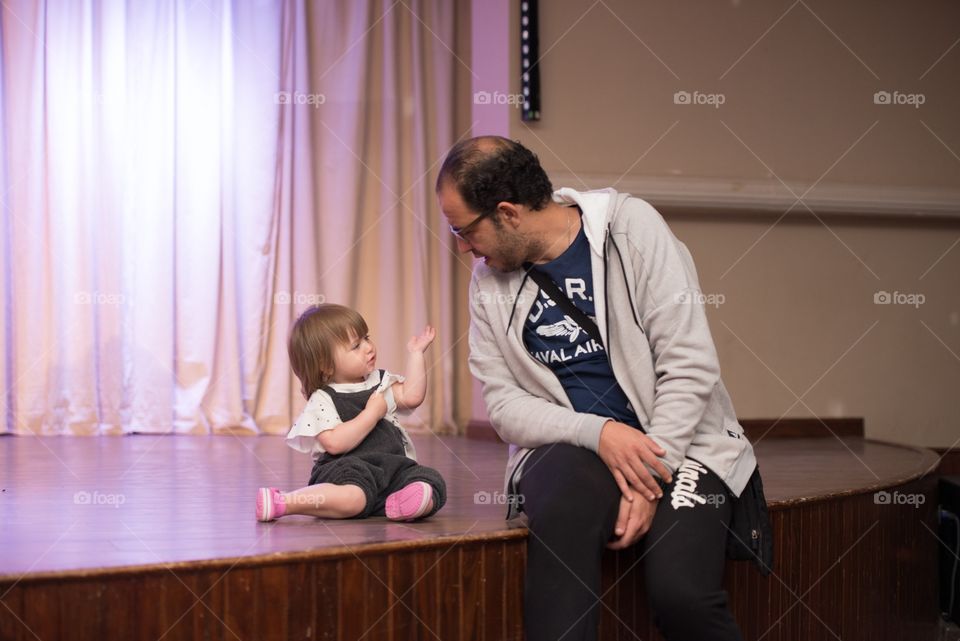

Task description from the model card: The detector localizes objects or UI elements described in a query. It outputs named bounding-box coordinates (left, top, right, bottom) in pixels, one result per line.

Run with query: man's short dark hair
left=436, top=136, right=553, bottom=216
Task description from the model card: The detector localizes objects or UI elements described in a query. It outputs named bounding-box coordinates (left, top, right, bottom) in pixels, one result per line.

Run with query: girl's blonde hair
left=288, top=304, right=369, bottom=398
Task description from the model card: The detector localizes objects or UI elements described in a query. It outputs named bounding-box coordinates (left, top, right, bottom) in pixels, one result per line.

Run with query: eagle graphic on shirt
left=536, top=316, right=582, bottom=343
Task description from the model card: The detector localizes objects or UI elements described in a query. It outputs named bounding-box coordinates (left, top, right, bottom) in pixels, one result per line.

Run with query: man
left=437, top=136, right=759, bottom=641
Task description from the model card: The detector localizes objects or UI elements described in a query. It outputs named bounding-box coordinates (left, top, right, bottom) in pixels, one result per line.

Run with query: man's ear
left=496, top=201, right=523, bottom=228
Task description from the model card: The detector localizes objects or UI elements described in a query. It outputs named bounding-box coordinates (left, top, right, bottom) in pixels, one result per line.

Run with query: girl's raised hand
left=407, top=325, right=436, bottom=353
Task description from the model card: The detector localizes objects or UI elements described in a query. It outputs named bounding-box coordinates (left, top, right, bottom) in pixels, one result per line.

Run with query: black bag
left=726, top=465, right=774, bottom=576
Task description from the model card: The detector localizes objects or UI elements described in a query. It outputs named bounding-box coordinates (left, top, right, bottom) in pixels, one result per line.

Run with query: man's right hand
left=597, top=420, right=672, bottom=501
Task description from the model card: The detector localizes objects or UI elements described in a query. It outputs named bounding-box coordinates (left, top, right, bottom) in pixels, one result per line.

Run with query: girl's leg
left=384, top=464, right=447, bottom=520
left=385, top=481, right=434, bottom=521
left=256, top=483, right=367, bottom=521
left=303, top=456, right=386, bottom=519
left=282, top=483, right=367, bottom=518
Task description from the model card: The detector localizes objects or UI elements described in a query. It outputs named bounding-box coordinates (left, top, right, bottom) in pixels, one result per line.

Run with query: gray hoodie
left=467, top=188, right=757, bottom=518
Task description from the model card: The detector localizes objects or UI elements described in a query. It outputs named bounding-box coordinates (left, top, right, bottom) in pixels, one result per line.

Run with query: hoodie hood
left=552, top=187, right=624, bottom=257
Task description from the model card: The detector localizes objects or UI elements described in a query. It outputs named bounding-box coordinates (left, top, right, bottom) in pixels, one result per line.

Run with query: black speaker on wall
left=520, top=0, right=540, bottom=121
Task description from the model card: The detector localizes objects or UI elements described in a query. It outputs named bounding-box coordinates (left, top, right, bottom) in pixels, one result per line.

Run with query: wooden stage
left=0, top=429, right=942, bottom=641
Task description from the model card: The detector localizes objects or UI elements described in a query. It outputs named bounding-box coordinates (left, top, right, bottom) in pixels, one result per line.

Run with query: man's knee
left=523, top=444, right=616, bottom=494
left=520, top=444, right=619, bottom=537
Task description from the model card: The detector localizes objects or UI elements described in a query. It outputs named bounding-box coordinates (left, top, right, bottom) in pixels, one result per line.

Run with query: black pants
left=309, top=452, right=446, bottom=519
left=516, top=443, right=744, bottom=641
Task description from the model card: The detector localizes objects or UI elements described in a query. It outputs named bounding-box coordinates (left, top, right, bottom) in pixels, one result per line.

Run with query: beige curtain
left=0, top=0, right=474, bottom=436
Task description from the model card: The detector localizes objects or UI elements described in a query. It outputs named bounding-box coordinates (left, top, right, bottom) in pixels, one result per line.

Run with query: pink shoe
left=385, top=481, right=434, bottom=521
left=256, top=487, right=286, bottom=522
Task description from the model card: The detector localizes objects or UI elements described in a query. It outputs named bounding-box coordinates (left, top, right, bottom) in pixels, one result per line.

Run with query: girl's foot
left=256, top=487, right=286, bottom=522
left=385, top=481, right=434, bottom=521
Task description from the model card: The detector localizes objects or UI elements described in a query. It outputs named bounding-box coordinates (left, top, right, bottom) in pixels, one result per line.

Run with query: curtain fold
left=0, top=0, right=473, bottom=436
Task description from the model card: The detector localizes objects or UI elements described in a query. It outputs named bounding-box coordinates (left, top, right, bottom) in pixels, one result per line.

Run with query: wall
left=467, top=0, right=960, bottom=448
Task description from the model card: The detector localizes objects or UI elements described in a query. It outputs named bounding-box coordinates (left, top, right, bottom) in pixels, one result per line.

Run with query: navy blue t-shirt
left=523, top=218, right=641, bottom=429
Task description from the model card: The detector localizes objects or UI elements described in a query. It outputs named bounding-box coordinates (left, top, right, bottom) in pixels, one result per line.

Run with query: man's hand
left=597, top=421, right=673, bottom=502
left=365, top=391, right=387, bottom=419
left=607, top=493, right=658, bottom=550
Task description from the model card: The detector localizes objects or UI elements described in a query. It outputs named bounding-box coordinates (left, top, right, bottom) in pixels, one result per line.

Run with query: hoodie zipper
left=609, top=232, right=644, bottom=335
left=505, top=271, right=531, bottom=335
left=604, top=227, right=650, bottom=432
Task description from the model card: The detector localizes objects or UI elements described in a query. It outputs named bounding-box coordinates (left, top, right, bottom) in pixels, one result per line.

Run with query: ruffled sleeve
left=377, top=371, right=418, bottom=459
left=376, top=370, right=405, bottom=414
left=285, top=389, right=341, bottom=456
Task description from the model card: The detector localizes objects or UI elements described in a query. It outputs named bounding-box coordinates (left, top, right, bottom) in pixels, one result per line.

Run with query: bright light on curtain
left=0, top=0, right=471, bottom=436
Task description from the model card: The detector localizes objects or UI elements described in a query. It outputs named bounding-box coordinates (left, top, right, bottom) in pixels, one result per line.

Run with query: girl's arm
left=393, top=325, right=436, bottom=411
left=316, top=392, right=387, bottom=455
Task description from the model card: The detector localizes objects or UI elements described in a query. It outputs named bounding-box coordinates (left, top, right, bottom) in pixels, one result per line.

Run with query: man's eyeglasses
left=449, top=212, right=491, bottom=241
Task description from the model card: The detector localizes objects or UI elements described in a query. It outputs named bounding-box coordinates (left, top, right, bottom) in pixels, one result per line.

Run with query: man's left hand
left=606, top=493, right=658, bottom=550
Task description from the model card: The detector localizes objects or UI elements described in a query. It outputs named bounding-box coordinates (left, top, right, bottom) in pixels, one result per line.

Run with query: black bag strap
left=524, top=264, right=604, bottom=347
